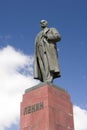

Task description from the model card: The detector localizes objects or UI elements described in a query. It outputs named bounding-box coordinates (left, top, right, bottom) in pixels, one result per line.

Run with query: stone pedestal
left=20, top=83, right=74, bottom=130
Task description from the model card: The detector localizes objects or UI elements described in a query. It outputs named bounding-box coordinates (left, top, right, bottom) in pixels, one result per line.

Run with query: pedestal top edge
left=25, top=82, right=67, bottom=94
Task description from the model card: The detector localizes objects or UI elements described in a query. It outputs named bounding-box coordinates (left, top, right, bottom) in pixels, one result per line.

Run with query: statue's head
left=40, top=20, right=48, bottom=28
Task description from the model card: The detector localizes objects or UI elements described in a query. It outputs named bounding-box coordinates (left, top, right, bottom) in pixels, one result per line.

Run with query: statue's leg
left=38, top=46, right=53, bottom=82
left=43, top=53, right=53, bottom=82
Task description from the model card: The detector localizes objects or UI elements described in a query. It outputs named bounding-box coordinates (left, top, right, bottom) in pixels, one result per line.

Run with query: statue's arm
left=47, top=28, right=61, bottom=42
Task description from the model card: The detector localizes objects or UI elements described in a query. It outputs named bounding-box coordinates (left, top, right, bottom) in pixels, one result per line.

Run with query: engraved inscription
left=24, top=102, right=44, bottom=115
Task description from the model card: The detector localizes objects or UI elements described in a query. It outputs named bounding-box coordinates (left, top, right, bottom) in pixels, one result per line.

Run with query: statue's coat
left=34, top=27, right=61, bottom=82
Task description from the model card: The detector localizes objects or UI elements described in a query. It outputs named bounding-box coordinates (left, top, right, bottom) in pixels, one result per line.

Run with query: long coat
left=34, top=27, right=61, bottom=82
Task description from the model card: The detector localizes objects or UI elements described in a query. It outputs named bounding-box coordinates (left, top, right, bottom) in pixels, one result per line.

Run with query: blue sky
left=0, top=0, right=87, bottom=130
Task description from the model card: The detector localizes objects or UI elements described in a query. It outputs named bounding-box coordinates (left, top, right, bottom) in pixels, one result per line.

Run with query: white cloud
left=74, top=105, right=87, bottom=130
left=0, top=45, right=87, bottom=130
left=0, top=45, right=39, bottom=130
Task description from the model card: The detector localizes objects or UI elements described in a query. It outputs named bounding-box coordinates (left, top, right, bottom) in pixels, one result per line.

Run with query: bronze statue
left=34, top=20, right=61, bottom=83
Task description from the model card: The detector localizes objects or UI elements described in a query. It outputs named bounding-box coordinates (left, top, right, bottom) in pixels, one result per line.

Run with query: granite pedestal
left=20, top=83, right=74, bottom=130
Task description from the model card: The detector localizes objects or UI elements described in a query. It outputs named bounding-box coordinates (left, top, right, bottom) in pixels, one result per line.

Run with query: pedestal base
left=20, top=83, right=74, bottom=130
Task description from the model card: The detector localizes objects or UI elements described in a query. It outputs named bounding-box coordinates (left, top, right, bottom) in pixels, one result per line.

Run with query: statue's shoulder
left=49, top=27, right=58, bottom=34
left=35, top=31, right=42, bottom=40
left=47, top=27, right=61, bottom=42
left=36, top=30, right=42, bottom=37
left=36, top=30, right=41, bottom=35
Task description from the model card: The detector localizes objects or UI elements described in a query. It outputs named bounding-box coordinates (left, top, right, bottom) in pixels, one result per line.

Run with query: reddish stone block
left=20, top=83, right=74, bottom=130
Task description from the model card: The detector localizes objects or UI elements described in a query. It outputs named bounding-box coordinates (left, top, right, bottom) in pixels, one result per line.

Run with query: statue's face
left=40, top=20, right=48, bottom=28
